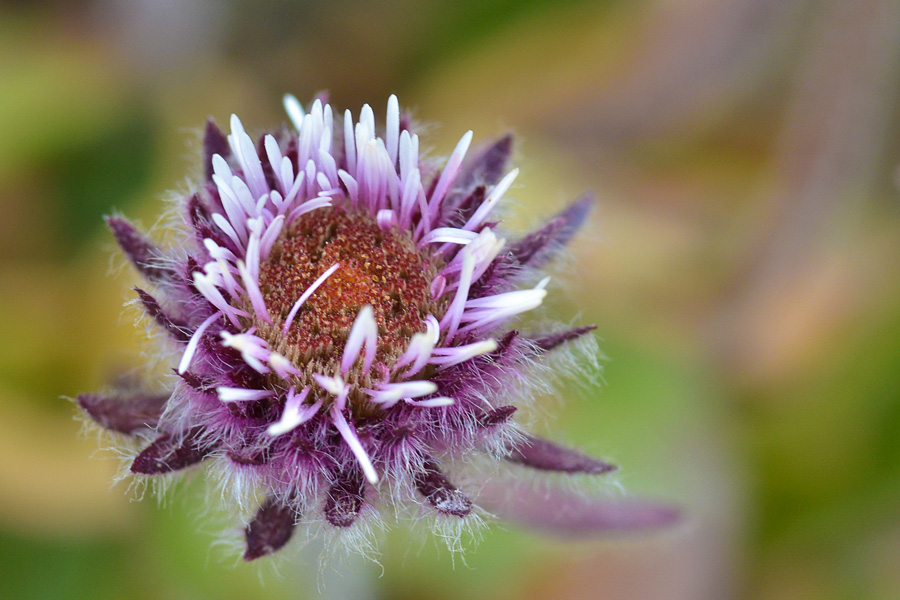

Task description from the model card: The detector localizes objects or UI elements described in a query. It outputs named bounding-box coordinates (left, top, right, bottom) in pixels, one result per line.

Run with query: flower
left=78, top=94, right=671, bottom=561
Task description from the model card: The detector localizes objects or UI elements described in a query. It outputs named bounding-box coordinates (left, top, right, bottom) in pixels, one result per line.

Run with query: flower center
left=256, top=205, right=444, bottom=381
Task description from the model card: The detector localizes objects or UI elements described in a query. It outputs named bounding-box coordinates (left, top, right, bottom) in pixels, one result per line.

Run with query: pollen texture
left=259, top=205, right=444, bottom=368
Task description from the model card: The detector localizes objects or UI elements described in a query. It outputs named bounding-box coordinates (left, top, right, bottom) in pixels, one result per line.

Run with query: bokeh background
left=2, top=1, right=899, bottom=598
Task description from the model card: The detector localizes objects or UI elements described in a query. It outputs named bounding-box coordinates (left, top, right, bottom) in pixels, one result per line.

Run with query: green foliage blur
left=1, top=1, right=898, bottom=599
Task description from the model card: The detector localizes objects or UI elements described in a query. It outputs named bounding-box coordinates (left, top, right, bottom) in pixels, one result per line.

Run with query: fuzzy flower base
left=78, top=94, right=676, bottom=561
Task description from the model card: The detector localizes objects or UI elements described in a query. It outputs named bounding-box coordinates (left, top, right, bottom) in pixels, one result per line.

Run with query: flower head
left=79, top=94, right=669, bottom=561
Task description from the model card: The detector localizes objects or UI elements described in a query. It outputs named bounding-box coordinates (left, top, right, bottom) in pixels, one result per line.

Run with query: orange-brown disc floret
left=258, top=205, right=444, bottom=373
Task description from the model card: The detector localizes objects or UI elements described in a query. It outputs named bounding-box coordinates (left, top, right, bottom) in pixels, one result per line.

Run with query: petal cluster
left=79, top=94, right=637, bottom=560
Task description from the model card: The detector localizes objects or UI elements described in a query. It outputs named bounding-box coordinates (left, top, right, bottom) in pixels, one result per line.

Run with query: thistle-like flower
left=78, top=94, right=666, bottom=561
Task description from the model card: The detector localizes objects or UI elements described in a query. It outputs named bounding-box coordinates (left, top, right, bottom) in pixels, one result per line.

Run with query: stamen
left=429, top=130, right=473, bottom=220
left=440, top=248, right=475, bottom=342
left=216, top=387, right=275, bottom=402
left=201, top=246, right=242, bottom=298
left=316, top=171, right=333, bottom=193
left=264, top=135, right=288, bottom=194
left=282, top=170, right=305, bottom=207
left=457, top=278, right=549, bottom=334
left=268, top=352, right=301, bottom=379
left=429, top=339, right=498, bottom=369
left=338, top=170, right=359, bottom=204
left=211, top=210, right=244, bottom=249
left=368, top=380, right=437, bottom=408
left=203, top=238, right=237, bottom=263
left=394, top=322, right=438, bottom=377
left=398, top=130, right=414, bottom=180
left=425, top=315, right=441, bottom=343
left=430, top=275, right=446, bottom=299
left=211, top=152, right=234, bottom=182
left=178, top=311, right=222, bottom=374
left=462, top=168, right=519, bottom=232
left=376, top=209, right=395, bottom=231
left=399, top=166, right=421, bottom=228
left=317, top=147, right=338, bottom=189
left=331, top=405, right=378, bottom=485
left=440, top=227, right=504, bottom=273
left=343, top=109, right=357, bottom=174
left=304, top=160, right=317, bottom=201
left=245, top=218, right=263, bottom=280
left=230, top=114, right=268, bottom=200
left=281, top=263, right=341, bottom=336
left=230, top=174, right=259, bottom=217
left=386, top=94, right=400, bottom=167
left=318, top=123, right=332, bottom=154
left=267, top=387, right=322, bottom=436
left=283, top=95, right=305, bottom=131
left=359, top=104, right=375, bottom=147
left=419, top=227, right=478, bottom=247
left=221, top=331, right=271, bottom=374
left=259, top=215, right=285, bottom=260
left=313, top=373, right=346, bottom=398
left=405, top=397, right=455, bottom=408
left=237, top=260, right=272, bottom=324
left=193, top=272, right=246, bottom=327
left=285, top=196, right=331, bottom=225
left=341, top=305, right=378, bottom=376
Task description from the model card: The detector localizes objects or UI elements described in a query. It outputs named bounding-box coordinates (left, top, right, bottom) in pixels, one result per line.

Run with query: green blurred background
left=2, top=1, right=899, bottom=598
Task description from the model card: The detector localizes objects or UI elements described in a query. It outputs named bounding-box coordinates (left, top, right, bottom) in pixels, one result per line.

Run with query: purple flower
left=78, top=94, right=675, bottom=561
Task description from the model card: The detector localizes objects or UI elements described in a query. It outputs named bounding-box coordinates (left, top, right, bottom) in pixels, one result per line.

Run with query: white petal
left=341, top=305, right=378, bottom=376
left=216, top=387, right=274, bottom=402
left=284, top=94, right=305, bottom=131
left=177, top=311, right=222, bottom=374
